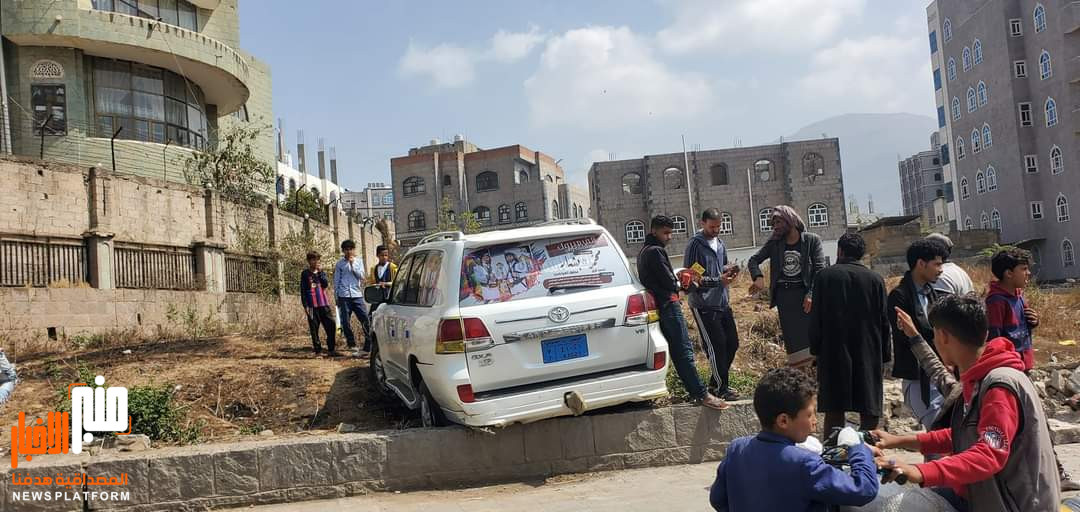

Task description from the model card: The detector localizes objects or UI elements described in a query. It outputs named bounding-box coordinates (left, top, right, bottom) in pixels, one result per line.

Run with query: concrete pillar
left=265, top=203, right=285, bottom=299
left=83, top=231, right=115, bottom=289
left=87, top=166, right=113, bottom=231
left=193, top=241, right=227, bottom=293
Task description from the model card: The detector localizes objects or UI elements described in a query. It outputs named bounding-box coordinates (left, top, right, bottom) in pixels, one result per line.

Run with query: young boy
left=300, top=252, right=336, bottom=356
left=986, top=248, right=1038, bottom=371
left=366, top=245, right=398, bottom=315
left=710, top=368, right=879, bottom=511
left=334, top=239, right=370, bottom=355
left=874, top=295, right=1060, bottom=511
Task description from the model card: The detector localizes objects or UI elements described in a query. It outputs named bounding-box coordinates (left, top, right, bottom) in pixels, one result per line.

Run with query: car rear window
left=459, top=232, right=631, bottom=305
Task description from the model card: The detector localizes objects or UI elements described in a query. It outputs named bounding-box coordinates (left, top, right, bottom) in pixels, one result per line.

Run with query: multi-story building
left=899, top=134, right=947, bottom=219
left=390, top=137, right=587, bottom=246
left=0, top=0, right=274, bottom=184
left=342, top=183, right=395, bottom=223
left=589, top=139, right=848, bottom=257
left=928, top=0, right=1079, bottom=279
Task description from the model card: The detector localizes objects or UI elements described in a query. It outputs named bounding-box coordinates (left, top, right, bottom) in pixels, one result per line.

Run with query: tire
left=368, top=339, right=390, bottom=396
left=418, top=379, right=449, bottom=427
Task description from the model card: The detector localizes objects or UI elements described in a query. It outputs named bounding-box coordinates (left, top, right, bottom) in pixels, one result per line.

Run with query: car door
left=380, top=253, right=417, bottom=389
left=395, top=250, right=444, bottom=363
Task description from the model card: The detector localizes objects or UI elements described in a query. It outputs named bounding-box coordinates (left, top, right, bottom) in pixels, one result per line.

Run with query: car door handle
left=405, top=330, right=410, bottom=339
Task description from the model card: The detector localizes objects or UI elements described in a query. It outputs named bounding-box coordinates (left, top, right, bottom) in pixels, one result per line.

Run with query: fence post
left=192, top=241, right=227, bottom=293
left=83, top=231, right=115, bottom=289
left=266, top=202, right=284, bottom=300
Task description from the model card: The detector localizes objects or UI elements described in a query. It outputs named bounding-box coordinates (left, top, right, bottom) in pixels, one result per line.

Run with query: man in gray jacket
left=0, top=349, right=17, bottom=406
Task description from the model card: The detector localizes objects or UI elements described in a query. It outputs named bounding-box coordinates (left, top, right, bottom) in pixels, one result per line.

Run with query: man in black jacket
left=639, top=216, right=727, bottom=410
left=887, top=238, right=949, bottom=430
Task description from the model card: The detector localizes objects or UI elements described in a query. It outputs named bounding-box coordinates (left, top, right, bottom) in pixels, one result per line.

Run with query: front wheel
left=368, top=339, right=390, bottom=396
left=418, top=379, right=449, bottom=427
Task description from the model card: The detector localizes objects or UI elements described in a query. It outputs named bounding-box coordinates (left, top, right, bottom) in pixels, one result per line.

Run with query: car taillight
left=652, top=351, right=667, bottom=370
left=436, top=317, right=494, bottom=353
left=457, top=384, right=475, bottom=403
left=644, top=291, right=660, bottom=323
left=625, top=292, right=660, bottom=326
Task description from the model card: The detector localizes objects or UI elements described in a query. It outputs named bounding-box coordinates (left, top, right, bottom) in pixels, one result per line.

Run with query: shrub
left=127, top=383, right=202, bottom=444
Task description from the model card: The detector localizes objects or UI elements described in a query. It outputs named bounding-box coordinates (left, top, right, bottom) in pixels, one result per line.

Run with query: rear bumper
left=442, top=366, right=668, bottom=427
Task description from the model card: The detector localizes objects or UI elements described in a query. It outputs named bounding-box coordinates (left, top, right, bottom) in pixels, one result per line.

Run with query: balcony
left=3, top=6, right=250, bottom=114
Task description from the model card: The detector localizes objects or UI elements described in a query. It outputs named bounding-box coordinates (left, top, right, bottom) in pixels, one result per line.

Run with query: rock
left=336, top=423, right=358, bottom=434
left=1035, top=381, right=1048, bottom=399
left=122, top=349, right=132, bottom=355
left=115, top=434, right=150, bottom=452
left=259, top=429, right=274, bottom=437
left=1069, top=371, right=1080, bottom=395
left=1048, top=370, right=1071, bottom=394
left=1048, top=419, right=1080, bottom=445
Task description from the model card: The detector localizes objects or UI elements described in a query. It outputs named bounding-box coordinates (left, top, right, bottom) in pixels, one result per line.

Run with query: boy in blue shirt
left=710, top=368, right=879, bottom=511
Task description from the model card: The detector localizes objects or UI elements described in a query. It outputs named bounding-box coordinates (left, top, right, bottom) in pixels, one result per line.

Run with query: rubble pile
left=1033, top=364, right=1080, bottom=444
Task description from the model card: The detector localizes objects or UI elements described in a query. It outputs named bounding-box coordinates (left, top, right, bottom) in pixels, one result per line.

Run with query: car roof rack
left=417, top=231, right=465, bottom=246
left=536, top=218, right=596, bottom=227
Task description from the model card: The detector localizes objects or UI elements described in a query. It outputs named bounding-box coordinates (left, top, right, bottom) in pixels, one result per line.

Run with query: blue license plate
left=541, top=334, right=588, bottom=363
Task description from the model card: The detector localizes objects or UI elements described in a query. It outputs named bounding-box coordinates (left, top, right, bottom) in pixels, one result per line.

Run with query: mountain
left=785, top=113, right=937, bottom=217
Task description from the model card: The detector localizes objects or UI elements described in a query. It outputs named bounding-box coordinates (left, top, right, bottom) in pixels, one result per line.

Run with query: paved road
left=243, top=444, right=1080, bottom=511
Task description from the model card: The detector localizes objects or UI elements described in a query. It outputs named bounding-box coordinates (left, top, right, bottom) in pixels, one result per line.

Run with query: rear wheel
left=368, top=339, right=390, bottom=396
left=418, top=379, right=449, bottom=427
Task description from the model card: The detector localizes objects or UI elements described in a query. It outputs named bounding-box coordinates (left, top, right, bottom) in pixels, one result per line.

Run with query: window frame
left=973, top=39, right=983, bottom=65
left=1064, top=239, right=1076, bottom=267
left=951, top=97, right=962, bottom=121
left=986, top=166, right=998, bottom=191
left=977, top=81, right=988, bottom=106
left=719, top=212, right=733, bottom=235
left=497, top=204, right=511, bottom=224
left=1040, top=50, right=1052, bottom=80
left=1051, top=145, right=1064, bottom=174
left=621, top=173, right=642, bottom=195
left=711, top=163, right=729, bottom=186
left=963, top=47, right=972, bottom=71
left=92, top=57, right=206, bottom=149
left=947, top=58, right=957, bottom=81
left=407, top=209, right=426, bottom=231
left=1014, top=60, right=1027, bottom=78
left=807, top=203, right=829, bottom=228
left=956, top=137, right=965, bottom=159
left=1019, top=102, right=1033, bottom=126
left=403, top=176, right=426, bottom=197
left=515, top=202, right=528, bottom=221
left=990, top=209, right=1002, bottom=230
left=1046, top=97, right=1058, bottom=127
left=1031, top=201, right=1044, bottom=220
left=1010, top=18, right=1023, bottom=37
left=672, top=216, right=687, bottom=235
left=943, top=18, right=953, bottom=42
left=971, top=129, right=981, bottom=153
left=475, top=171, right=500, bottom=192
left=625, top=220, right=646, bottom=244
left=1035, top=4, right=1047, bottom=33
left=758, top=208, right=774, bottom=233
left=1025, top=154, right=1039, bottom=174
left=976, top=170, right=987, bottom=194
left=982, top=124, right=993, bottom=148
left=967, top=87, right=977, bottom=112
left=1058, top=194, right=1071, bottom=222
left=473, top=206, right=492, bottom=225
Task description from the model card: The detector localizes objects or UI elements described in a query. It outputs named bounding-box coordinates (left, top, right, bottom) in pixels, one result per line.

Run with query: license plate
left=541, top=334, right=588, bottom=363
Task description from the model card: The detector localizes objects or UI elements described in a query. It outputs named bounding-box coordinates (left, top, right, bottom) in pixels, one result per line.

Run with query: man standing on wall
left=334, top=239, right=370, bottom=357
left=747, top=205, right=826, bottom=368
left=685, top=208, right=741, bottom=401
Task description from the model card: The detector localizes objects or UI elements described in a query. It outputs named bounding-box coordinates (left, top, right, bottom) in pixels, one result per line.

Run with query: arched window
left=963, top=46, right=972, bottom=71
left=719, top=212, right=733, bottom=235
left=976, top=170, right=986, bottom=194
left=943, top=18, right=953, bottom=42
left=275, top=176, right=285, bottom=195
left=497, top=204, right=511, bottom=224
left=407, top=210, right=426, bottom=231
left=1064, top=239, right=1076, bottom=267
left=991, top=209, right=1002, bottom=230
left=476, top=171, right=499, bottom=192
left=672, top=215, right=687, bottom=234
left=1051, top=146, right=1064, bottom=174
left=288, top=178, right=296, bottom=193
left=951, top=97, right=961, bottom=121
left=1040, top=50, right=1052, bottom=79
left=663, top=167, right=684, bottom=189
left=625, top=220, right=645, bottom=244
left=983, top=124, right=993, bottom=148
left=758, top=208, right=774, bottom=232
left=1046, top=97, right=1058, bottom=127
left=403, top=176, right=425, bottom=196
left=971, top=129, right=982, bottom=153
left=807, top=203, right=829, bottom=227
left=1058, top=194, right=1071, bottom=222
left=755, top=160, right=774, bottom=182
left=473, top=206, right=492, bottom=224
left=545, top=174, right=554, bottom=183
left=973, top=39, right=983, bottom=65
left=964, top=217, right=974, bottom=230
left=956, top=137, right=966, bottom=159
left=947, top=58, right=957, bottom=81
left=552, top=201, right=559, bottom=219
left=960, top=177, right=970, bottom=198
left=977, top=81, right=988, bottom=106
left=967, top=87, right=977, bottom=112
left=986, top=166, right=998, bottom=191
left=981, top=212, right=990, bottom=229
left=515, top=201, right=528, bottom=221
left=711, top=163, right=729, bottom=186
left=621, top=172, right=642, bottom=195
left=516, top=169, right=529, bottom=184
left=803, top=153, right=825, bottom=176
left=1035, top=4, right=1047, bottom=32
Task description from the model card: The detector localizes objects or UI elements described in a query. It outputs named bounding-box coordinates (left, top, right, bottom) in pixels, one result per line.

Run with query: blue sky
left=239, top=0, right=937, bottom=192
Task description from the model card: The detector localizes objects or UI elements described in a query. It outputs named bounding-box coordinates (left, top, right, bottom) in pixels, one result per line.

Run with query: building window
left=711, top=163, right=729, bottom=186
left=476, top=171, right=499, bottom=192
left=963, top=47, right=972, bottom=71
left=951, top=97, right=961, bottom=121
left=1010, top=18, right=1023, bottom=36
left=552, top=201, right=559, bottom=219
left=803, top=153, right=824, bottom=176
left=1032, top=201, right=1044, bottom=220
left=92, top=57, right=207, bottom=149
left=516, top=169, right=529, bottom=184
left=981, top=212, right=990, bottom=229
left=1025, top=155, right=1039, bottom=173
left=933, top=69, right=942, bottom=90
left=967, top=87, right=977, bottom=112
left=92, top=0, right=200, bottom=31
left=515, top=201, right=528, bottom=221
left=956, top=137, right=965, bottom=159
left=986, top=166, right=997, bottom=191
left=934, top=173, right=942, bottom=182
left=960, top=177, right=970, bottom=198
left=947, top=58, right=957, bottom=81
left=663, top=167, right=684, bottom=189
left=1035, top=4, right=1047, bottom=33
left=1052, top=146, right=1064, bottom=174
left=982, top=124, right=993, bottom=148
left=719, top=212, right=733, bottom=235
left=1046, top=97, right=1058, bottom=126
left=973, top=39, right=983, bottom=65
left=672, top=216, right=687, bottom=235
left=31, top=84, right=67, bottom=136
left=1040, top=50, right=1052, bottom=79
left=937, top=106, right=946, bottom=128
left=964, top=217, right=974, bottom=230
left=807, top=203, right=829, bottom=227
left=990, top=209, right=1002, bottom=230
left=1014, top=60, right=1027, bottom=78
left=977, top=81, right=988, bottom=106
left=384, top=192, right=394, bottom=205
left=1019, top=102, right=1033, bottom=126
left=971, top=129, right=981, bottom=153
left=288, top=178, right=296, bottom=193
left=1058, top=195, right=1071, bottom=222
left=403, top=176, right=425, bottom=196
left=943, top=18, right=953, bottom=42
left=622, top=173, right=642, bottom=195
left=407, top=210, right=426, bottom=231
left=976, top=170, right=986, bottom=194
left=625, top=221, right=645, bottom=244
left=440, top=174, right=451, bottom=188
left=758, top=208, right=774, bottom=232
left=929, top=31, right=938, bottom=53
left=755, top=160, right=774, bottom=182
left=941, top=144, right=950, bottom=165
left=497, top=204, right=511, bottom=224
left=1064, top=239, right=1076, bottom=267
left=473, top=206, right=491, bottom=224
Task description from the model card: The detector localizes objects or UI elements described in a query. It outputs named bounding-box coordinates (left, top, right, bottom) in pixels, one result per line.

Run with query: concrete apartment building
left=0, top=0, right=274, bottom=183
left=899, top=133, right=947, bottom=220
left=928, top=0, right=1079, bottom=279
left=342, top=182, right=395, bottom=222
left=390, top=137, right=588, bottom=246
left=589, top=139, right=848, bottom=258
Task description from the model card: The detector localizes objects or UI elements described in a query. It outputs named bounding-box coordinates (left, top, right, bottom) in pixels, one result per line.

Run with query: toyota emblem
left=548, top=306, right=571, bottom=323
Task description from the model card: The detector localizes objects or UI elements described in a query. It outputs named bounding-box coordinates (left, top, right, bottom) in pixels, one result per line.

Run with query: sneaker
left=721, top=389, right=741, bottom=401
left=327, top=351, right=343, bottom=358
left=700, top=393, right=730, bottom=411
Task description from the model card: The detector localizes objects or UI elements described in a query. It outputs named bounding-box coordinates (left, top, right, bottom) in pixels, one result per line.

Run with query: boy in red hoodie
left=986, top=248, right=1038, bottom=370
left=873, top=295, right=1059, bottom=511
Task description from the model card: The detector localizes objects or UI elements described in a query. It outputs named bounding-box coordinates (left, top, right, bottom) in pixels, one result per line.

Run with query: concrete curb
left=1, top=402, right=757, bottom=511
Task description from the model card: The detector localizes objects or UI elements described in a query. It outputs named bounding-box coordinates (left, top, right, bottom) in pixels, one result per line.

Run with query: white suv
left=364, top=220, right=670, bottom=427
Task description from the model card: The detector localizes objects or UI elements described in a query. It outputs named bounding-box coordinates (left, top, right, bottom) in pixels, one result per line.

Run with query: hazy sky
left=239, top=0, right=937, bottom=192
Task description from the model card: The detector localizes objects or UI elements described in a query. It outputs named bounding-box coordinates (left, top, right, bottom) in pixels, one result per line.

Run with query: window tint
left=390, top=255, right=417, bottom=304
left=417, top=251, right=444, bottom=306
left=402, top=252, right=428, bottom=305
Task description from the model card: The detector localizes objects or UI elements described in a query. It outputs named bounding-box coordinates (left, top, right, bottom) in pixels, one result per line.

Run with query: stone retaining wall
left=0, top=403, right=758, bottom=511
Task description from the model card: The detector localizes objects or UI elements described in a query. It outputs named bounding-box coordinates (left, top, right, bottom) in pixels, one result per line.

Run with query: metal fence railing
left=225, top=254, right=274, bottom=293
left=0, top=236, right=88, bottom=287
left=113, top=243, right=197, bottom=290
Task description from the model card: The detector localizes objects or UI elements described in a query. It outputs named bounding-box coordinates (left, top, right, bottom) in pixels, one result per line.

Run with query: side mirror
left=364, top=285, right=387, bottom=305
